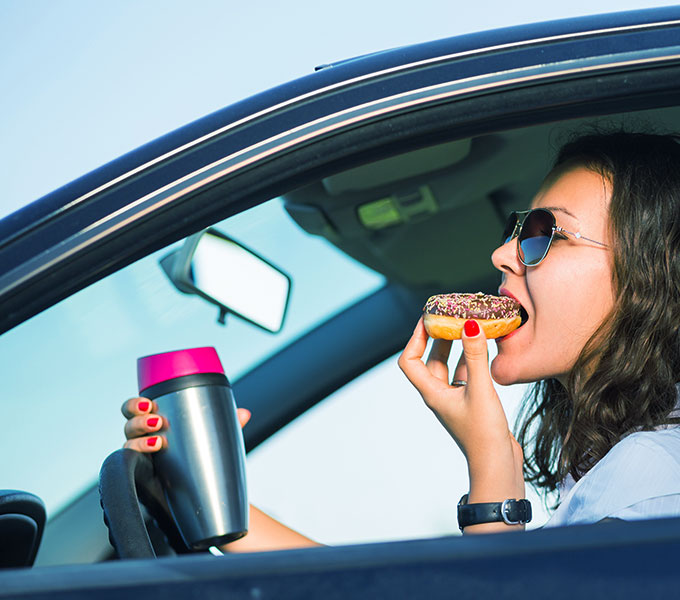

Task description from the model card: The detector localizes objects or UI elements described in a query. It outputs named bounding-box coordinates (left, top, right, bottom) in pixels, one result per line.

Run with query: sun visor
left=321, top=139, right=471, bottom=195
left=282, top=129, right=550, bottom=288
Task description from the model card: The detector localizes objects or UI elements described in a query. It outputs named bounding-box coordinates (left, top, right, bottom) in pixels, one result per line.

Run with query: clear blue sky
left=1, top=0, right=677, bottom=218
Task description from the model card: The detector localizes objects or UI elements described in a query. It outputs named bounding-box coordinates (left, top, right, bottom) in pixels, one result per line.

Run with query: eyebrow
left=541, top=206, right=579, bottom=220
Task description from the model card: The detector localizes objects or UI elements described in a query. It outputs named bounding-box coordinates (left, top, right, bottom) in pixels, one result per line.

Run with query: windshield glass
left=0, top=198, right=385, bottom=515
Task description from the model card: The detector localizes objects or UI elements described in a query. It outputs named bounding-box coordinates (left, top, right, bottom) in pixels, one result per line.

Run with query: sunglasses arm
left=555, top=226, right=609, bottom=248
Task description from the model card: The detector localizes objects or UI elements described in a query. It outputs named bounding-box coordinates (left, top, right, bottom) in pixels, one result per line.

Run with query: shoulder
left=605, top=427, right=680, bottom=469
left=545, top=427, right=680, bottom=526
left=582, top=428, right=680, bottom=499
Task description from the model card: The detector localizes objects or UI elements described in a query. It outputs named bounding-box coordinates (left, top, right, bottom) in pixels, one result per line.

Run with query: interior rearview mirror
left=160, top=228, right=292, bottom=333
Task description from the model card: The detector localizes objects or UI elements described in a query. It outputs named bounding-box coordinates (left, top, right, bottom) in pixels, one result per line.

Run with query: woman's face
left=490, top=166, right=615, bottom=386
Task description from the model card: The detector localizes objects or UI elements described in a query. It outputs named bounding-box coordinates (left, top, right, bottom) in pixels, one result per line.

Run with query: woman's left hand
left=398, top=317, right=525, bottom=510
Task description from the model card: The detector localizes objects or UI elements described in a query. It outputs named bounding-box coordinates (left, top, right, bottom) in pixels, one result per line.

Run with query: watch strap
left=457, top=494, right=532, bottom=531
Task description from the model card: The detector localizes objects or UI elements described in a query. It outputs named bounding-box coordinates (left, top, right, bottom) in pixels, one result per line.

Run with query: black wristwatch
left=457, top=494, right=532, bottom=532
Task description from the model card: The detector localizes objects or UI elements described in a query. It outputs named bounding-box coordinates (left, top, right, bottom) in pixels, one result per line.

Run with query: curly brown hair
left=516, top=130, right=680, bottom=496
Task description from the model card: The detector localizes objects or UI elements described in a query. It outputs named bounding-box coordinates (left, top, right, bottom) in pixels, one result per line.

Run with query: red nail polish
left=146, top=436, right=158, bottom=447
left=147, top=417, right=159, bottom=428
left=138, top=401, right=150, bottom=412
left=464, top=320, right=480, bottom=337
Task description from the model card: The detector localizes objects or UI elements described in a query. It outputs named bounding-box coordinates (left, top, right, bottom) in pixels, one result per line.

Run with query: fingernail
left=242, top=409, right=251, bottom=418
left=464, top=320, right=480, bottom=337
left=138, top=400, right=150, bottom=412
left=147, top=417, right=159, bottom=428
left=146, top=436, right=158, bottom=447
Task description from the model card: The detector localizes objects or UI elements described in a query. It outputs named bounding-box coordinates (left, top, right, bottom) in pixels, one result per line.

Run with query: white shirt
left=544, top=425, right=680, bottom=527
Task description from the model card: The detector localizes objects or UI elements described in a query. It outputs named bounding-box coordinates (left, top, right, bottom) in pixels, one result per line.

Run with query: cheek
left=490, top=255, right=614, bottom=385
left=538, top=286, right=592, bottom=342
left=531, top=256, right=614, bottom=363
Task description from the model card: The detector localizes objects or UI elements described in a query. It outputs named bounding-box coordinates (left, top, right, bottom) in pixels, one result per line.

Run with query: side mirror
left=161, top=228, right=291, bottom=333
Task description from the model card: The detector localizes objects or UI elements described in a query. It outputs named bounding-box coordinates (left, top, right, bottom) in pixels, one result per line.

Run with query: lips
left=499, top=288, right=529, bottom=329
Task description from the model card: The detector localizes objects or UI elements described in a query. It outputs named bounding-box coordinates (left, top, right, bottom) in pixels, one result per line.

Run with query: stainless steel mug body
left=146, top=376, right=248, bottom=549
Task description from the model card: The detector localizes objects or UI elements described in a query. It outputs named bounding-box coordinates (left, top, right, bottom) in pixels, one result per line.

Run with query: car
left=3, top=5, right=680, bottom=597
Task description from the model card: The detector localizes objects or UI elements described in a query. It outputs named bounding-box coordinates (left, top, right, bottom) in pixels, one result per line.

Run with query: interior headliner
left=283, top=106, right=680, bottom=292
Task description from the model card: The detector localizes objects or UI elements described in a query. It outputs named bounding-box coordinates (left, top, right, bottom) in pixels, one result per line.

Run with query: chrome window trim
left=2, top=46, right=680, bottom=302
left=26, top=18, right=680, bottom=224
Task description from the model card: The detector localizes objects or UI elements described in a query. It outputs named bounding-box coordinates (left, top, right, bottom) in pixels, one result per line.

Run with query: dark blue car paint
left=3, top=516, right=680, bottom=598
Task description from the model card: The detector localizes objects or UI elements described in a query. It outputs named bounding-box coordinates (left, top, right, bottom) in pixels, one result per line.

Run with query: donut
left=423, top=292, right=522, bottom=340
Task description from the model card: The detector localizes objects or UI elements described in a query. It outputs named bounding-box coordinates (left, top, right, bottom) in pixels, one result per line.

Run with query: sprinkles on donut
left=423, top=292, right=522, bottom=340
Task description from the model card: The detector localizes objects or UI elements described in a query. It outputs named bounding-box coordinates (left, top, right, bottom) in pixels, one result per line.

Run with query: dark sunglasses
left=501, top=208, right=608, bottom=266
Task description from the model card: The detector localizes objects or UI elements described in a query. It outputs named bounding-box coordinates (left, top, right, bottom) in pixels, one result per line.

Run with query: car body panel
left=5, top=517, right=680, bottom=599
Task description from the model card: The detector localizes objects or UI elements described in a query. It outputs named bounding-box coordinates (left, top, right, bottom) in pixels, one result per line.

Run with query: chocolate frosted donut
left=423, top=292, right=522, bottom=340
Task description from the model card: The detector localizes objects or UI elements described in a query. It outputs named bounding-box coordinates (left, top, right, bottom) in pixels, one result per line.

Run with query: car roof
left=2, top=5, right=679, bottom=254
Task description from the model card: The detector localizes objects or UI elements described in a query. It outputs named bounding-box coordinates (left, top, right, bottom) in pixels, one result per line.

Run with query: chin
left=490, top=355, right=535, bottom=386
left=492, top=353, right=570, bottom=387
left=490, top=356, right=518, bottom=385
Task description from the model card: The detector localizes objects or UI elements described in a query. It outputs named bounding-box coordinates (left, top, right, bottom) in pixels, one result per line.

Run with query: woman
left=122, top=130, right=680, bottom=544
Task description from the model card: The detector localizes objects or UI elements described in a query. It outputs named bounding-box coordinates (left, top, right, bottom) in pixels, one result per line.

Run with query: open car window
left=0, top=198, right=385, bottom=517
left=4, top=107, right=678, bottom=552
left=247, top=347, right=553, bottom=546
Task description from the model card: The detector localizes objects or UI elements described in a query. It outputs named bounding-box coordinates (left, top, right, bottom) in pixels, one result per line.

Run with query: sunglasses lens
left=518, top=210, right=554, bottom=265
left=501, top=213, right=518, bottom=245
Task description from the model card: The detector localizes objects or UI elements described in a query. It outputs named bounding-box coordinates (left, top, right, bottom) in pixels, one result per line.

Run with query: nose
left=491, top=236, right=525, bottom=281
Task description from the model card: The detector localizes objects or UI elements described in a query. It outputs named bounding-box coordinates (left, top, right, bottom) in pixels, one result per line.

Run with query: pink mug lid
left=137, top=347, right=225, bottom=392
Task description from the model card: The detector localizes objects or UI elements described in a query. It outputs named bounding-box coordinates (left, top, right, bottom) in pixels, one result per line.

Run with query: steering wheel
left=0, top=489, right=46, bottom=567
left=99, top=449, right=194, bottom=559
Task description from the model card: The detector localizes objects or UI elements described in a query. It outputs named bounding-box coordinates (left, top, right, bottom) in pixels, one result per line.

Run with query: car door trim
left=19, top=18, right=680, bottom=230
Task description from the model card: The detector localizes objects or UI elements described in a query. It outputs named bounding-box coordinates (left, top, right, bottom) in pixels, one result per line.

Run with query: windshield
left=0, top=198, right=385, bottom=515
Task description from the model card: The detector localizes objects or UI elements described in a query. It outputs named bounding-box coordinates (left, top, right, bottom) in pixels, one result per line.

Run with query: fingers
left=124, top=435, right=162, bottom=452
left=398, top=317, right=429, bottom=386
left=425, top=338, right=453, bottom=382
left=400, top=317, right=428, bottom=362
left=451, top=350, right=468, bottom=384
left=122, top=396, right=162, bottom=452
left=237, top=408, right=252, bottom=429
left=122, top=396, right=252, bottom=454
left=121, top=397, right=155, bottom=419
left=124, top=411, right=251, bottom=452
left=398, top=317, right=448, bottom=397
left=460, top=320, right=494, bottom=393
left=124, top=413, right=163, bottom=440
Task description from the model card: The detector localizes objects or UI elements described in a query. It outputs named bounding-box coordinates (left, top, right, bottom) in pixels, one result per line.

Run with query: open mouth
left=497, top=304, right=528, bottom=342
left=518, top=305, right=529, bottom=328
left=498, top=289, right=529, bottom=337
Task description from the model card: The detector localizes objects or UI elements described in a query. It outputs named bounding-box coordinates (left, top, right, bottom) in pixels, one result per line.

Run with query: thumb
left=237, top=408, right=252, bottom=429
left=461, top=320, right=492, bottom=387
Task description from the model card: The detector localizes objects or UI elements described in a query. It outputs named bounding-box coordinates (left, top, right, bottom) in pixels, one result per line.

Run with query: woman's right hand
left=120, top=397, right=252, bottom=451
left=398, top=317, right=525, bottom=512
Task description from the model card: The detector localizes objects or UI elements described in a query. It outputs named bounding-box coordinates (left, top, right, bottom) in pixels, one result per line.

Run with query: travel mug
left=137, top=347, right=248, bottom=549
